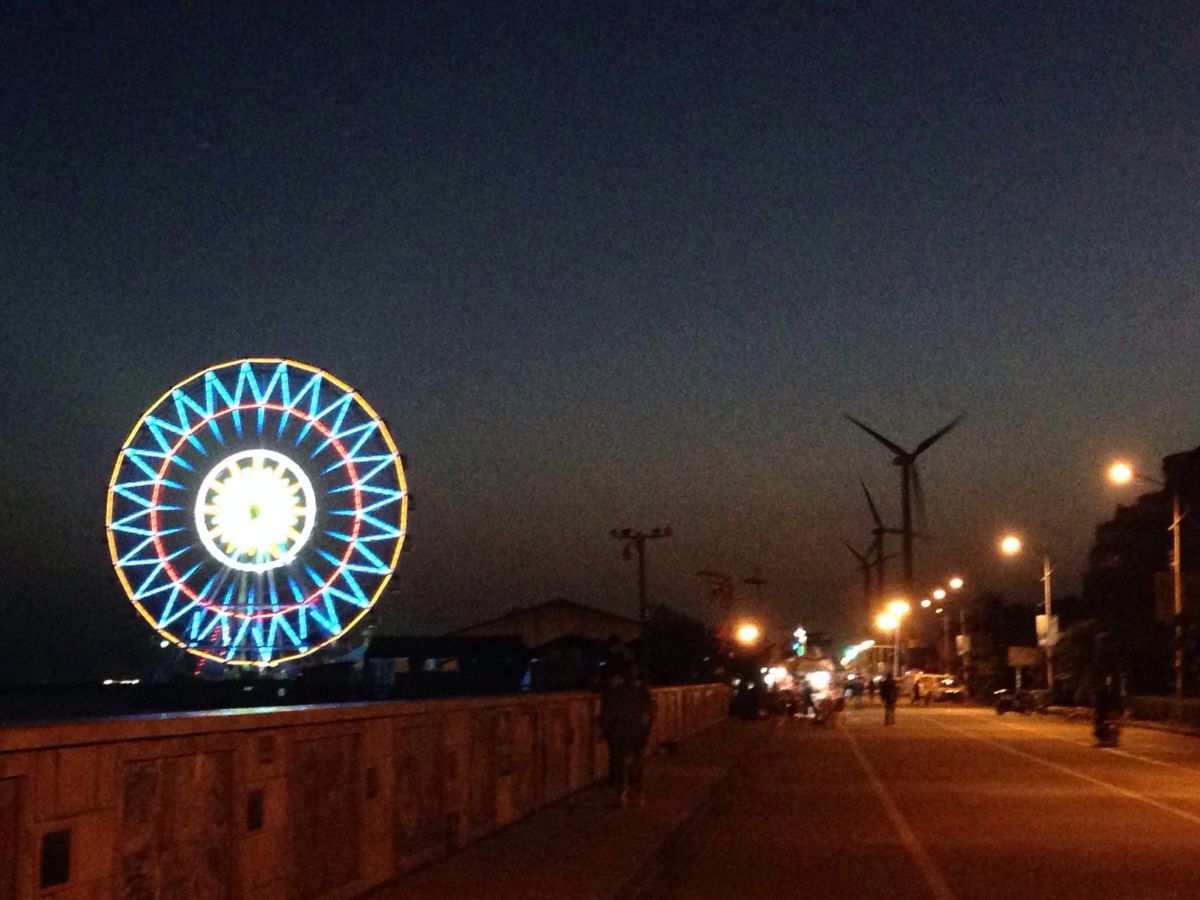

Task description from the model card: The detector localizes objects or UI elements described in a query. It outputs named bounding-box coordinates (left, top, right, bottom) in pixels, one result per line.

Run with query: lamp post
left=877, top=599, right=910, bottom=677
left=999, top=534, right=1054, bottom=690
left=949, top=578, right=965, bottom=677
left=1108, top=460, right=1185, bottom=711
left=927, top=577, right=965, bottom=674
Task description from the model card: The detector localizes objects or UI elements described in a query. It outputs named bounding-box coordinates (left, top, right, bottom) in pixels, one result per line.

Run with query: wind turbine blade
left=860, top=479, right=884, bottom=528
left=913, top=413, right=966, bottom=456
left=840, top=539, right=866, bottom=563
left=845, top=415, right=908, bottom=457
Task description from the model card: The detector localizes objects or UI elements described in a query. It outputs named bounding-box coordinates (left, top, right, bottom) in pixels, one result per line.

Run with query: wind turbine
left=859, top=479, right=903, bottom=597
left=839, top=539, right=876, bottom=615
left=846, top=413, right=965, bottom=594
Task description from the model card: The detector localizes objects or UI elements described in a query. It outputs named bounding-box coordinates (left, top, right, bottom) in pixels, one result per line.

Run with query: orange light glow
left=734, top=622, right=761, bottom=646
left=1108, top=461, right=1134, bottom=485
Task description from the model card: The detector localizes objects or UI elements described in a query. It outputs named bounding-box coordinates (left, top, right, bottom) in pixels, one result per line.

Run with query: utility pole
left=697, top=570, right=734, bottom=618
left=743, top=567, right=768, bottom=604
left=1042, top=554, right=1054, bottom=692
left=1172, top=491, right=1184, bottom=714
left=611, top=527, right=673, bottom=626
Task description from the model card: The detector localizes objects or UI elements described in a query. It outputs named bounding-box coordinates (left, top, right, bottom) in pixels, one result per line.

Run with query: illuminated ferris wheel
left=105, top=358, right=408, bottom=666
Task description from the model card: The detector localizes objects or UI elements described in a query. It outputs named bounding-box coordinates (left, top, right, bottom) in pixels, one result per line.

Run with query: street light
left=999, top=534, right=1023, bottom=557
left=734, top=622, right=762, bottom=647
left=1108, top=461, right=1135, bottom=485
left=879, top=599, right=910, bottom=677
left=1107, top=458, right=1185, bottom=711
left=998, top=532, right=1055, bottom=690
left=925, top=576, right=966, bottom=674
left=920, top=598, right=932, bottom=609
left=948, top=577, right=966, bottom=676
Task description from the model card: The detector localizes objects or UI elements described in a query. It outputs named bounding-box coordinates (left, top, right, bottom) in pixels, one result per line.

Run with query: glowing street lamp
left=998, top=532, right=1055, bottom=689
left=1107, top=458, right=1185, bottom=710
left=932, top=587, right=947, bottom=601
left=920, top=598, right=932, bottom=609
left=1108, top=461, right=1135, bottom=485
left=878, top=599, right=910, bottom=677
left=734, top=622, right=762, bottom=647
left=948, top=576, right=964, bottom=591
left=999, top=534, right=1023, bottom=557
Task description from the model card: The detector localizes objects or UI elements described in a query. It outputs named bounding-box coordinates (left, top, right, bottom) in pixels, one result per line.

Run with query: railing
left=0, top=684, right=728, bottom=900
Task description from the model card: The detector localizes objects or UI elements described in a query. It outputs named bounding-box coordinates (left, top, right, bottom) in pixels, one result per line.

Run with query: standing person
left=911, top=678, right=922, bottom=706
left=880, top=673, right=899, bottom=725
left=1092, top=673, right=1121, bottom=746
left=600, top=662, right=654, bottom=807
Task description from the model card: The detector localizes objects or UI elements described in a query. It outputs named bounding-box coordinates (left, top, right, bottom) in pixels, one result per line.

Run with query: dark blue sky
left=2, top=3, right=1198, bottom=678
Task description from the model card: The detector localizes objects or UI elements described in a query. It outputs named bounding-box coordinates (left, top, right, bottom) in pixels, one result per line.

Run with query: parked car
left=917, top=673, right=964, bottom=702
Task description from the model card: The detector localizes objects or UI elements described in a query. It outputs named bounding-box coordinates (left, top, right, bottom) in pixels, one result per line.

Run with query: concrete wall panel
left=0, top=686, right=726, bottom=900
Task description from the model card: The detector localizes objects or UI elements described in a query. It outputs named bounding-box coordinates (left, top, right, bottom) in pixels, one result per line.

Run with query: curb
left=1043, top=705, right=1200, bottom=737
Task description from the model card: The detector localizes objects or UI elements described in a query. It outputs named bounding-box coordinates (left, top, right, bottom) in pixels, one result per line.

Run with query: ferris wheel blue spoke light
left=106, top=358, right=408, bottom=666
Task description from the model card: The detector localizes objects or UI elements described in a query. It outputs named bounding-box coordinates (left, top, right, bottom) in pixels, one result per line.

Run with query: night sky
left=3, top=4, right=1198, bottom=680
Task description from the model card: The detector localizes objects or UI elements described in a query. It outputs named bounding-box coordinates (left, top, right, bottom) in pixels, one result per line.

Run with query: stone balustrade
left=0, top=683, right=728, bottom=900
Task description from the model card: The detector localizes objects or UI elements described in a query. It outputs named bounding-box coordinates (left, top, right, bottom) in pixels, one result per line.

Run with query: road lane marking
left=995, top=718, right=1200, bottom=775
left=929, top=718, right=1200, bottom=828
left=842, top=725, right=959, bottom=900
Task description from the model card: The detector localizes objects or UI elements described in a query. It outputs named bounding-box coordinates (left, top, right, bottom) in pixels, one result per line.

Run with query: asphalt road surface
left=660, top=704, right=1200, bottom=900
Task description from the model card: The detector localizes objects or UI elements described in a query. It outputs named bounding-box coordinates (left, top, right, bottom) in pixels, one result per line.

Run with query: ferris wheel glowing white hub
left=195, top=449, right=316, bottom=572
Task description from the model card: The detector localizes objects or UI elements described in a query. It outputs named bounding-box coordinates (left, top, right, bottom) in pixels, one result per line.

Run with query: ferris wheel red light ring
left=147, top=401, right=363, bottom=619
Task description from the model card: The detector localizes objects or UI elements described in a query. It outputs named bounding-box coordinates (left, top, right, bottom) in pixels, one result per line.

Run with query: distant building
left=455, top=598, right=642, bottom=691
left=363, top=635, right=527, bottom=697
left=454, top=598, right=641, bottom=647
left=1084, top=444, right=1200, bottom=627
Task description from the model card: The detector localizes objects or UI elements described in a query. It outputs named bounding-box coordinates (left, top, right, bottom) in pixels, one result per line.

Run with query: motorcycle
left=993, top=688, right=1037, bottom=715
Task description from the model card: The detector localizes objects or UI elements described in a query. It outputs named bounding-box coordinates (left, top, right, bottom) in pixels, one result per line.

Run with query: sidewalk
left=1044, top=704, right=1200, bottom=737
left=364, top=718, right=770, bottom=900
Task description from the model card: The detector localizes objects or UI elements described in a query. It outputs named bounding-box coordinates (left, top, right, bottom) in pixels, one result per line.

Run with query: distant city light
left=948, top=576, right=964, bottom=590
left=920, top=598, right=932, bottom=609
left=841, top=639, right=875, bottom=666
left=932, top=588, right=947, bottom=601
left=806, top=670, right=831, bottom=691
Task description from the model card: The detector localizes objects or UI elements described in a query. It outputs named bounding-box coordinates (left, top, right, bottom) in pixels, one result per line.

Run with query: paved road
left=660, top=704, right=1200, bottom=900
